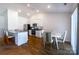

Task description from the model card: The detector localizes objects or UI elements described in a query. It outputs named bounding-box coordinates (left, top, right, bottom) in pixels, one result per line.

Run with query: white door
left=71, top=8, right=77, bottom=54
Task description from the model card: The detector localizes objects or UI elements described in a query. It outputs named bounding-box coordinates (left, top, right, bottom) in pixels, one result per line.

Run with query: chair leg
left=62, top=43, right=65, bottom=50
left=44, top=42, right=45, bottom=48
left=43, top=39, right=46, bottom=48
left=50, top=43, right=53, bottom=49
left=55, top=37, right=59, bottom=49
left=4, top=36, right=9, bottom=45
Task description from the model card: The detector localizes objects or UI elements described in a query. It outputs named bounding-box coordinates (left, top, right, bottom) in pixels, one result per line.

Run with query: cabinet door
left=36, top=31, right=42, bottom=38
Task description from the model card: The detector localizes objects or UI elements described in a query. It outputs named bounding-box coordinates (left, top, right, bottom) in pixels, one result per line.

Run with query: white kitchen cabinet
left=15, top=32, right=28, bottom=46
left=29, top=30, right=31, bottom=35
left=36, top=30, right=44, bottom=38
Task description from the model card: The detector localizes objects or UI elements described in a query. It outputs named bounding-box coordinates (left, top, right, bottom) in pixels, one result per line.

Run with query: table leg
left=55, top=37, right=59, bottom=49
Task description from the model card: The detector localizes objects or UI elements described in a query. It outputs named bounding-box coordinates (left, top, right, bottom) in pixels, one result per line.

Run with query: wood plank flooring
left=0, top=36, right=74, bottom=55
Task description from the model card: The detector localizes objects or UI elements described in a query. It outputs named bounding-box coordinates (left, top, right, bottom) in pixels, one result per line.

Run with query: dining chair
left=4, top=31, right=14, bottom=45
left=57, top=31, right=67, bottom=49
left=42, top=32, right=53, bottom=48
left=57, top=31, right=67, bottom=43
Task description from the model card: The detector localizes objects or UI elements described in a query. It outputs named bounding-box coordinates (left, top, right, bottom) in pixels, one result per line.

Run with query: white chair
left=56, top=31, right=67, bottom=49
left=4, top=31, right=14, bottom=44
left=57, top=31, right=67, bottom=43
left=5, top=31, right=14, bottom=38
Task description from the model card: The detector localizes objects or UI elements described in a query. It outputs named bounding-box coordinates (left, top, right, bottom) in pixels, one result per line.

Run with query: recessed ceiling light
left=47, top=5, right=51, bottom=8
left=26, top=13, right=30, bottom=16
left=36, top=9, right=39, bottom=13
left=18, top=10, right=21, bottom=13
left=27, top=4, right=30, bottom=7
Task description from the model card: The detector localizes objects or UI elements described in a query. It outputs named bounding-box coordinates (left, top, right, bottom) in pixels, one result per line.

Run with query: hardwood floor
left=0, top=36, right=74, bottom=55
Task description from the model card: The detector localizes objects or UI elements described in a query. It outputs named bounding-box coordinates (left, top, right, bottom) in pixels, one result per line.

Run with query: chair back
left=46, top=32, right=52, bottom=43
left=5, top=31, right=9, bottom=36
left=42, top=32, right=52, bottom=43
left=42, top=32, right=46, bottom=42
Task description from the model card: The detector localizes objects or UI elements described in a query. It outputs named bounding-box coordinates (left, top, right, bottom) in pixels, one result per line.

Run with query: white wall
left=18, top=16, right=29, bottom=30
left=30, top=13, right=71, bottom=42
left=0, top=16, right=5, bottom=38
left=7, top=9, right=29, bottom=30
left=71, top=8, right=77, bottom=54
left=30, top=13, right=44, bottom=26
left=8, top=9, right=18, bottom=30
left=0, top=9, right=8, bottom=38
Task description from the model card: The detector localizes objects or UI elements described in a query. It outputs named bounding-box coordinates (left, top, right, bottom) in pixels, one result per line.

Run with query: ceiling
left=0, top=3, right=77, bottom=17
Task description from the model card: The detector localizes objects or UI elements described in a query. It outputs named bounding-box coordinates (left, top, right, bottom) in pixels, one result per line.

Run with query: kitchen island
left=9, top=30, right=28, bottom=46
